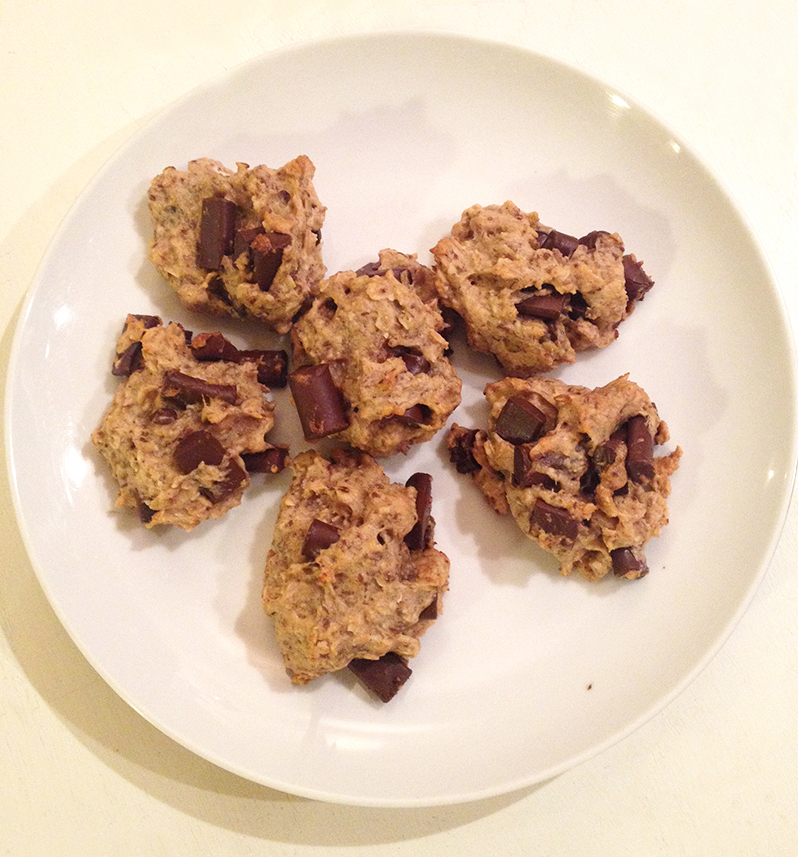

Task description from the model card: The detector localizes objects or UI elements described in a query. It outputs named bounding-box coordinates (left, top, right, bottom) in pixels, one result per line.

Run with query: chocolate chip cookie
left=92, top=314, right=286, bottom=530
left=263, top=449, right=449, bottom=700
left=447, top=374, right=681, bottom=581
left=147, top=156, right=326, bottom=334
left=431, top=201, right=654, bottom=376
left=288, top=250, right=462, bottom=456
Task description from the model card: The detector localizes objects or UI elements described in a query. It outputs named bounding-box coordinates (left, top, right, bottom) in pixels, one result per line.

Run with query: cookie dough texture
left=148, top=157, right=325, bottom=334
left=92, top=315, right=276, bottom=530
left=263, top=449, right=449, bottom=685
left=431, top=201, right=633, bottom=376
left=290, top=250, right=462, bottom=456
left=448, top=375, right=681, bottom=581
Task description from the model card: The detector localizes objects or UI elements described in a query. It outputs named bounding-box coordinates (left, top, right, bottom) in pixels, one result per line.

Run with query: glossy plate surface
left=6, top=33, right=797, bottom=806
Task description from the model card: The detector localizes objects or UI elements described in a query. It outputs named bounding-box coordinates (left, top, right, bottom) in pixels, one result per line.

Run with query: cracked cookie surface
left=289, top=250, right=462, bottom=456
left=92, top=315, right=279, bottom=530
left=262, top=449, right=449, bottom=691
left=432, top=201, right=653, bottom=376
left=447, top=374, right=681, bottom=581
left=148, top=156, right=325, bottom=334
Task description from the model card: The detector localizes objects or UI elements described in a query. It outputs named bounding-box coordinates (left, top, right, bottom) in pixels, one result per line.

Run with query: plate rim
left=5, top=29, right=798, bottom=807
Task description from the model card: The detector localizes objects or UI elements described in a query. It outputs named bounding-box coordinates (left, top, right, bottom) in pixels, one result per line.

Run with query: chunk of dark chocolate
left=418, top=599, right=438, bottom=621
left=538, top=229, right=579, bottom=256
left=513, top=444, right=534, bottom=487
left=495, top=395, right=555, bottom=445
left=567, top=292, right=589, bottom=320
left=440, top=306, right=460, bottom=345
left=401, top=353, right=430, bottom=375
left=448, top=427, right=481, bottom=474
left=578, top=230, right=611, bottom=250
left=515, top=446, right=559, bottom=489
left=593, top=427, right=626, bottom=470
left=126, top=314, right=161, bottom=331
left=191, top=331, right=240, bottom=362
left=302, top=519, right=341, bottom=561
left=625, top=415, right=654, bottom=483
left=233, top=225, right=265, bottom=260
left=207, top=274, right=234, bottom=306
left=290, top=295, right=314, bottom=324
left=173, top=429, right=226, bottom=474
left=611, top=547, right=649, bottom=578
left=530, top=499, right=578, bottom=540
left=251, top=231, right=290, bottom=290
left=289, top=363, right=349, bottom=441
left=198, top=197, right=238, bottom=270
left=317, top=298, right=338, bottom=320
left=622, top=254, right=654, bottom=303
left=201, top=459, right=247, bottom=503
left=150, top=406, right=178, bottom=425
left=516, top=293, right=568, bottom=320
left=112, top=341, right=144, bottom=376
left=528, top=392, right=559, bottom=431
left=348, top=652, right=412, bottom=703
left=237, top=349, right=288, bottom=388
left=389, top=346, right=430, bottom=375
left=162, top=370, right=238, bottom=406
left=534, top=451, right=565, bottom=470
left=355, top=261, right=381, bottom=277
left=404, top=472, right=433, bottom=551
left=580, top=460, right=601, bottom=496
left=241, top=445, right=289, bottom=474
left=138, top=502, right=155, bottom=524
left=393, top=404, right=433, bottom=425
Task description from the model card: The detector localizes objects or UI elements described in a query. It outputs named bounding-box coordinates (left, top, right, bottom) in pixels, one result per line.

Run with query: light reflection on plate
left=5, top=32, right=797, bottom=806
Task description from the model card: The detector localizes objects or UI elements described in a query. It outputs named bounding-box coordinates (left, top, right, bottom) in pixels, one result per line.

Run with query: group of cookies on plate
left=91, top=155, right=681, bottom=701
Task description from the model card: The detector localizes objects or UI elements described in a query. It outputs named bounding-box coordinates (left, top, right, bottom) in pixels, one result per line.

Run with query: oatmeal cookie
left=92, top=314, right=285, bottom=530
left=288, top=250, right=462, bottom=456
left=147, top=156, right=325, bottom=333
left=431, top=201, right=654, bottom=376
left=447, top=374, right=681, bottom=581
left=263, top=449, right=449, bottom=700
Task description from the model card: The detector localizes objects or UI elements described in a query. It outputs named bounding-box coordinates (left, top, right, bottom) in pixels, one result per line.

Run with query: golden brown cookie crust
left=147, top=157, right=326, bottom=334
left=431, top=201, right=629, bottom=376
left=263, top=449, right=449, bottom=685
left=92, top=315, right=276, bottom=530
left=448, top=374, right=681, bottom=581
left=290, top=251, right=462, bottom=456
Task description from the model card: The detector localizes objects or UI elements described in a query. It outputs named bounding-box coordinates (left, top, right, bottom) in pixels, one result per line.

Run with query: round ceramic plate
left=6, top=33, right=797, bottom=807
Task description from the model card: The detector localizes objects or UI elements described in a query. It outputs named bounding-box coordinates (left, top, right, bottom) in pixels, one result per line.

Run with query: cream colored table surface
left=2, top=1, right=797, bottom=854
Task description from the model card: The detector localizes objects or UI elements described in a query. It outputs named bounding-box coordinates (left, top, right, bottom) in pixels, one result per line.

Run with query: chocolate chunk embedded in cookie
left=263, top=449, right=449, bottom=698
left=431, top=201, right=654, bottom=376
left=447, top=374, right=681, bottom=581
left=147, top=156, right=326, bottom=334
left=290, top=250, right=462, bottom=456
left=92, top=315, right=284, bottom=530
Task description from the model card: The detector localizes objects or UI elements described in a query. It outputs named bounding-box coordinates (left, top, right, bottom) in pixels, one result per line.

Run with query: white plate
left=6, top=33, right=797, bottom=807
